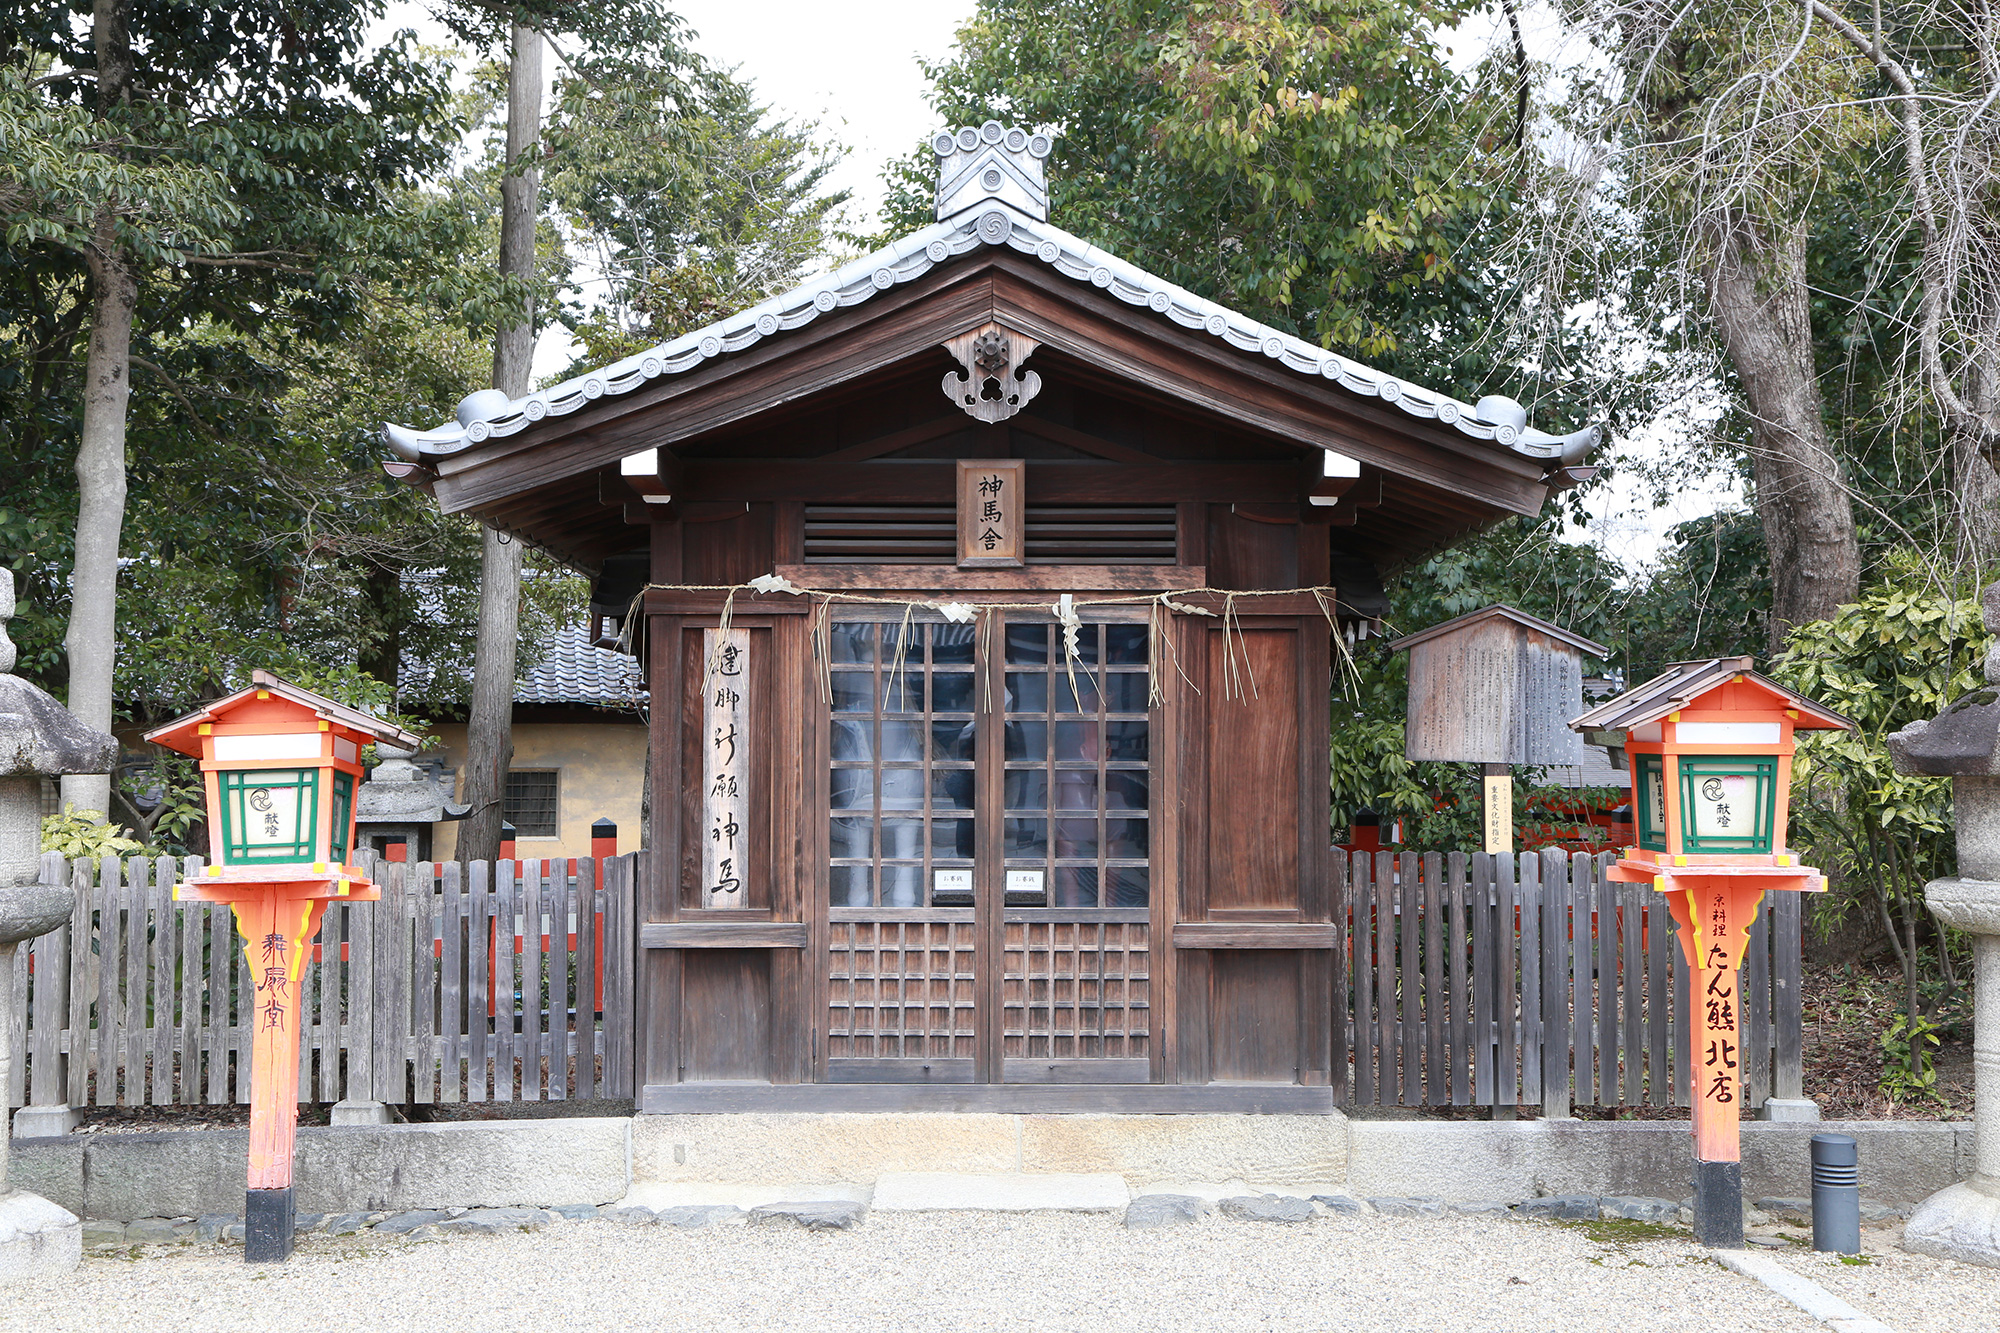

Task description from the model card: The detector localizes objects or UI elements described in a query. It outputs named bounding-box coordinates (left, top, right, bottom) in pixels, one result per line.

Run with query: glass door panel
left=822, top=614, right=1152, bottom=1082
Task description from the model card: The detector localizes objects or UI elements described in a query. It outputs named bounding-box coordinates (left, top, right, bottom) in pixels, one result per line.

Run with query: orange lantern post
left=1572, top=657, right=1851, bottom=1248
left=145, top=671, right=420, bottom=1262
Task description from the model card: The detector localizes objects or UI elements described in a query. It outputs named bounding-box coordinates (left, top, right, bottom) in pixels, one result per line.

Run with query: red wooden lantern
left=1573, top=656, right=1850, bottom=1247
left=145, top=670, right=420, bottom=1262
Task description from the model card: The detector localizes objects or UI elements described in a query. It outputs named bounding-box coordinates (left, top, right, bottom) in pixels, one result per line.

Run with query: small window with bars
left=504, top=770, right=561, bottom=839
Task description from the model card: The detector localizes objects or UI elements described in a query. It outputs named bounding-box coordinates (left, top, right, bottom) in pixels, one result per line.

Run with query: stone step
left=869, top=1172, right=1130, bottom=1213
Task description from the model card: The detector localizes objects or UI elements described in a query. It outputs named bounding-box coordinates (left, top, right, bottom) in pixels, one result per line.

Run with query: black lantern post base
left=244, top=1186, right=296, bottom=1263
left=1693, top=1160, right=1743, bottom=1249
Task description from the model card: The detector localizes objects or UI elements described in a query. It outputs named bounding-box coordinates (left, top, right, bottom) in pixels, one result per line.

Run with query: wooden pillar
left=178, top=873, right=369, bottom=1263
left=1664, top=878, right=1762, bottom=1248
left=229, top=888, right=330, bottom=1261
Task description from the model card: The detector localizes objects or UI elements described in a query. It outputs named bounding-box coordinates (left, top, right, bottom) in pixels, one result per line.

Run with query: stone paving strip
left=10, top=1199, right=1956, bottom=1333
left=1714, top=1253, right=1896, bottom=1333
left=1758, top=1242, right=1998, bottom=1333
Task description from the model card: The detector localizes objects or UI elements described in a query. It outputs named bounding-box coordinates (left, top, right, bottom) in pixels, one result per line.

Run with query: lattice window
left=1000, top=622, right=1150, bottom=908
left=827, top=621, right=976, bottom=907
left=504, top=769, right=560, bottom=838
left=1004, top=920, right=1151, bottom=1059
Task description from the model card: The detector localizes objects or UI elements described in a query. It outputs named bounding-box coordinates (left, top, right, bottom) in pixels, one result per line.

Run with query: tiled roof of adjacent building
left=514, top=625, right=645, bottom=708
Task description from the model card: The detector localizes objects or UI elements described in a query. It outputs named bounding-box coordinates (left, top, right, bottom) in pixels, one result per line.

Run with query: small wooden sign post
left=1394, top=605, right=1607, bottom=854
left=145, top=671, right=420, bottom=1262
left=1573, top=657, right=1850, bottom=1247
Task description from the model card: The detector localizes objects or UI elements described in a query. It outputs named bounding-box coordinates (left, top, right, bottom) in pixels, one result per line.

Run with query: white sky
left=373, top=1, right=1733, bottom=572
left=378, top=1, right=972, bottom=228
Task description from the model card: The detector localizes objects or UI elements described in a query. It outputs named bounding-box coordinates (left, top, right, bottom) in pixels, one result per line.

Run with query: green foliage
left=1879, top=1012, right=1944, bottom=1105
left=40, top=804, right=142, bottom=860
left=1621, top=509, right=1772, bottom=681
left=112, top=750, right=206, bottom=858
left=0, top=4, right=489, bottom=716
left=898, top=0, right=1494, bottom=371
left=1770, top=557, right=1989, bottom=1075
left=542, top=48, right=847, bottom=359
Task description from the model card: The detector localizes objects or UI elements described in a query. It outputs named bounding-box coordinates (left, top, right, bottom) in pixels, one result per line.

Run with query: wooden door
left=820, top=613, right=1155, bottom=1084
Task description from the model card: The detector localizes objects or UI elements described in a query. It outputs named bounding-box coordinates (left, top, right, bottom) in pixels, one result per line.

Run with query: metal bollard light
left=1811, top=1132, right=1861, bottom=1254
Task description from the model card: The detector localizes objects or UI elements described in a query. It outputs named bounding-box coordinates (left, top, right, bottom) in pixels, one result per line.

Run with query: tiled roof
left=384, top=127, right=1598, bottom=470
left=514, top=625, right=645, bottom=708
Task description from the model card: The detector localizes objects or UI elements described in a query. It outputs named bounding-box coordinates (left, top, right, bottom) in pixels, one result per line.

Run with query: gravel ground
left=1765, top=1235, right=1999, bottom=1333
left=0, top=1210, right=1853, bottom=1333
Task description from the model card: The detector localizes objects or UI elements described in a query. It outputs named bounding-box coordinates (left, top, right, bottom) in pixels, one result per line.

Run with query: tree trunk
left=60, top=3, right=138, bottom=820
left=1955, top=320, right=2000, bottom=577
left=358, top=559, right=404, bottom=690
left=1703, top=213, right=1860, bottom=650
left=457, top=23, right=542, bottom=864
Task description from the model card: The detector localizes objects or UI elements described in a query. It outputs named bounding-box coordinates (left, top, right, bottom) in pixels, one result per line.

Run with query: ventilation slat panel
left=803, top=504, right=1178, bottom=565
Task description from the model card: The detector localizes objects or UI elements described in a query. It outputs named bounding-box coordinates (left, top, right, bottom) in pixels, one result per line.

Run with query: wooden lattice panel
left=827, top=918, right=976, bottom=1058
left=1003, top=919, right=1150, bottom=1059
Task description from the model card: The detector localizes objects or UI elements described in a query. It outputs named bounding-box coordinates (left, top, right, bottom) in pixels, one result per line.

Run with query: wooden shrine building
left=383, top=123, right=1599, bottom=1113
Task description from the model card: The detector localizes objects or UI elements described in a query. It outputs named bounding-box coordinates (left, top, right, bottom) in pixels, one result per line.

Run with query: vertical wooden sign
left=1481, top=764, right=1513, bottom=854
left=701, top=628, right=750, bottom=907
left=957, top=459, right=1025, bottom=567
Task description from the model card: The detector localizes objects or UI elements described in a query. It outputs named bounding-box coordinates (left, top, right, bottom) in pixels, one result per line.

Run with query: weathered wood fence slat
left=6, top=853, right=635, bottom=1111
left=11, top=849, right=1801, bottom=1115
left=1340, top=849, right=1805, bottom=1112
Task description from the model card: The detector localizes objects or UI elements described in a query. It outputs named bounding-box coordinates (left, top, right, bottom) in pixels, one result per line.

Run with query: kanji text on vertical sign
left=702, top=628, right=750, bottom=907
left=957, top=459, right=1025, bottom=567
left=1481, top=766, right=1513, bottom=855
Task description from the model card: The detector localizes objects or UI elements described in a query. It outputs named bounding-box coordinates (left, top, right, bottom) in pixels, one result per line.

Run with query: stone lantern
left=1888, top=581, right=2000, bottom=1267
left=0, top=569, right=119, bottom=1280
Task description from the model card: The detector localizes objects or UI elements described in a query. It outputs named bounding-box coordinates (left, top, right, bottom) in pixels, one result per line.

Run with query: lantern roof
left=1387, top=603, right=1609, bottom=659
left=144, top=669, right=423, bottom=757
left=1569, top=656, right=1852, bottom=734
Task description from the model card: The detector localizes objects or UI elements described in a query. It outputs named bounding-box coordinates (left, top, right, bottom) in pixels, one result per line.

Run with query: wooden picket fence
left=1339, top=849, right=1804, bottom=1113
left=5, top=853, right=635, bottom=1111
left=10, top=848, right=1803, bottom=1116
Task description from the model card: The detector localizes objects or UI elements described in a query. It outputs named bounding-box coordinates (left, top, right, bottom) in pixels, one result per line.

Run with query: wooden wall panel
left=680, top=950, right=773, bottom=1082
left=1209, top=951, right=1301, bottom=1082
left=1205, top=626, right=1301, bottom=912
left=682, top=503, right=776, bottom=584
left=1206, top=506, right=1298, bottom=590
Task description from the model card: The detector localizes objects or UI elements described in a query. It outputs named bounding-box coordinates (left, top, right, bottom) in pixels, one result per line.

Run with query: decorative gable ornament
left=934, top=121, right=1052, bottom=224
left=942, top=322, right=1043, bottom=422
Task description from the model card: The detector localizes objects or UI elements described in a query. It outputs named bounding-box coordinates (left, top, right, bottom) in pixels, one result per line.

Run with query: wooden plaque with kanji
left=957, top=459, right=1025, bottom=567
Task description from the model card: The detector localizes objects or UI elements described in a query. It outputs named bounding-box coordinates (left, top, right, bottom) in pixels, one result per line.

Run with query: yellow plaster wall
left=428, top=720, right=647, bottom=862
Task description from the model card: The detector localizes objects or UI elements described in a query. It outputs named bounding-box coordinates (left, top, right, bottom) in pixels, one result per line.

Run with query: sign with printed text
left=1481, top=773, right=1513, bottom=854
left=701, top=628, right=750, bottom=907
left=957, top=459, right=1025, bottom=567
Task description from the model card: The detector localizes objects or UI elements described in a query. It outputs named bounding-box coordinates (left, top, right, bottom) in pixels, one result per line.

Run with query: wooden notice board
left=957, top=459, right=1025, bottom=567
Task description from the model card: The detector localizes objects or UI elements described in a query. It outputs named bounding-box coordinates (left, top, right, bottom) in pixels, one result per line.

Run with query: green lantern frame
left=1634, top=753, right=1667, bottom=852
left=1675, top=755, right=1778, bottom=854
left=218, top=767, right=321, bottom=865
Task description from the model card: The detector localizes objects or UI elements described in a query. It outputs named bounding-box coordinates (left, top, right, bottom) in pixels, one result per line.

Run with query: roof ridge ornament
left=942, top=321, right=1042, bottom=422
left=934, top=121, right=1052, bottom=224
